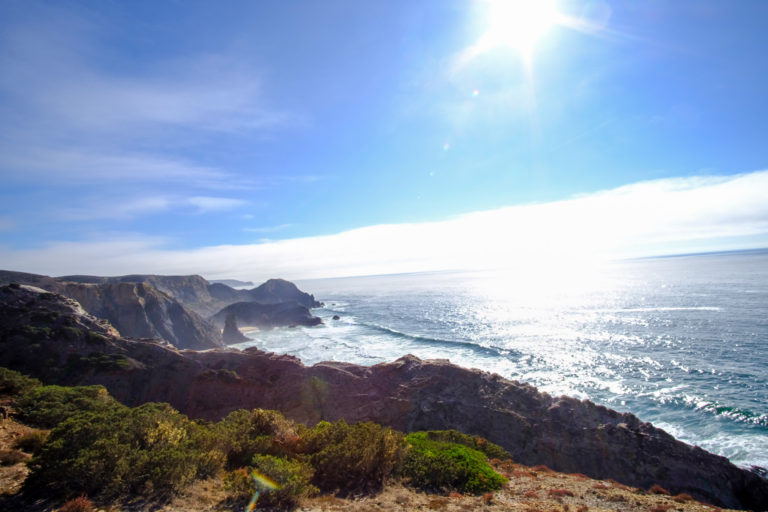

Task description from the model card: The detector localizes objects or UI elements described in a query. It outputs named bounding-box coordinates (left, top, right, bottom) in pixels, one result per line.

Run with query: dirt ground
left=152, top=461, right=734, bottom=512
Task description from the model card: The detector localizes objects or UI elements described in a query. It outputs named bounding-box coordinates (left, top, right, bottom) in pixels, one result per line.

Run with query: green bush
left=0, top=366, right=42, bottom=396
left=418, top=430, right=511, bottom=460
left=211, top=408, right=300, bottom=468
left=298, top=420, right=405, bottom=495
left=17, top=385, right=120, bottom=428
left=223, top=457, right=317, bottom=509
left=251, top=455, right=317, bottom=508
left=223, top=468, right=255, bottom=500
left=401, top=432, right=506, bottom=495
left=26, top=402, right=224, bottom=498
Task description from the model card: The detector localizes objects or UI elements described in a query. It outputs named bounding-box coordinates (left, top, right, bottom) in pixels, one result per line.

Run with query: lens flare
left=245, top=469, right=281, bottom=512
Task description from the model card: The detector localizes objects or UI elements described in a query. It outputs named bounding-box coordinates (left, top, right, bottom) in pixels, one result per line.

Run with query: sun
left=476, top=0, right=561, bottom=61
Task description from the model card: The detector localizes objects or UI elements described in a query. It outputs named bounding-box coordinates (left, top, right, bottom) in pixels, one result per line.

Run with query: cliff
left=58, top=281, right=224, bottom=350
left=58, top=273, right=222, bottom=317
left=246, top=278, right=323, bottom=309
left=58, top=274, right=321, bottom=316
left=0, top=283, right=765, bottom=510
left=0, top=271, right=223, bottom=350
left=0, top=271, right=326, bottom=349
left=210, top=300, right=322, bottom=332
left=221, top=311, right=249, bottom=344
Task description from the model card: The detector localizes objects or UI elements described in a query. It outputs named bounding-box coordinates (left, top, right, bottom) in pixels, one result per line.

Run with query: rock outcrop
left=0, top=283, right=766, bottom=510
left=210, top=300, right=322, bottom=333
left=59, top=282, right=224, bottom=350
left=58, top=274, right=322, bottom=316
left=58, top=273, right=222, bottom=317
left=0, top=271, right=326, bottom=349
left=246, top=278, right=322, bottom=309
left=222, top=312, right=249, bottom=344
left=209, top=279, right=254, bottom=288
left=0, top=272, right=223, bottom=350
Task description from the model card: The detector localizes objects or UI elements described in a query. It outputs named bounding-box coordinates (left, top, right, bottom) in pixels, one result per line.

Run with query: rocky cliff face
left=0, top=272, right=223, bottom=350
left=210, top=300, right=322, bottom=332
left=0, top=284, right=765, bottom=510
left=0, top=271, right=325, bottom=350
left=59, top=274, right=222, bottom=317
left=59, top=282, right=224, bottom=350
left=246, top=278, right=323, bottom=309
left=58, top=274, right=322, bottom=316
left=221, top=312, right=249, bottom=344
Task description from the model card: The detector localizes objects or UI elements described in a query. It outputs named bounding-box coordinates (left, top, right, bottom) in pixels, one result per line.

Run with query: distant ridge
left=209, top=279, right=254, bottom=288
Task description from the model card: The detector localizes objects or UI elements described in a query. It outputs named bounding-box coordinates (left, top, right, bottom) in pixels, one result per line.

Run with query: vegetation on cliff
left=0, top=367, right=507, bottom=509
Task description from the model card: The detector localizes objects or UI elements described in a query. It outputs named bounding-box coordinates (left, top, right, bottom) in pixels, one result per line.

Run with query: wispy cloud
left=3, top=171, right=767, bottom=281
left=0, top=148, right=233, bottom=186
left=243, top=223, right=294, bottom=234
left=187, top=196, right=249, bottom=214
left=0, top=4, right=298, bottom=189
left=56, top=195, right=248, bottom=221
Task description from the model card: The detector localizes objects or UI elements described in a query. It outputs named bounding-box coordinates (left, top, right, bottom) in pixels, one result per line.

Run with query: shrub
left=649, top=484, right=670, bottom=495
left=0, top=366, right=41, bottom=396
left=251, top=455, right=317, bottom=508
left=298, top=420, right=405, bottom=494
left=58, top=495, right=94, bottom=512
left=223, top=468, right=255, bottom=500
left=26, top=402, right=222, bottom=498
left=418, top=430, right=511, bottom=460
left=401, top=431, right=506, bottom=495
left=211, top=408, right=300, bottom=468
left=13, top=430, right=49, bottom=454
left=224, top=458, right=317, bottom=509
left=17, top=385, right=120, bottom=428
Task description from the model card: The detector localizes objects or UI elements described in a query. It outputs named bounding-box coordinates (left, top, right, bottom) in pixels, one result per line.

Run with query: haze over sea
left=233, top=249, right=768, bottom=470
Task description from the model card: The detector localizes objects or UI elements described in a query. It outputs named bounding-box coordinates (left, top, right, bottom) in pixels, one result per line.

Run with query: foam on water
left=236, top=250, right=768, bottom=469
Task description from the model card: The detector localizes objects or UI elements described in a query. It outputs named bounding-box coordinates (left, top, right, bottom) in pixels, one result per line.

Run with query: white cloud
left=0, top=148, right=233, bottom=186
left=186, top=196, right=248, bottom=213
left=55, top=195, right=248, bottom=221
left=243, top=223, right=294, bottom=234
left=58, top=196, right=173, bottom=221
left=2, top=170, right=767, bottom=281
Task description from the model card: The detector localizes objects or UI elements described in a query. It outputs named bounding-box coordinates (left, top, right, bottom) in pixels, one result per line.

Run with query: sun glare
left=477, top=0, right=560, bottom=60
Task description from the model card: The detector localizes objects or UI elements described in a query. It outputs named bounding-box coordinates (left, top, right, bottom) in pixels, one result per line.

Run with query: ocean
left=233, top=249, right=768, bottom=470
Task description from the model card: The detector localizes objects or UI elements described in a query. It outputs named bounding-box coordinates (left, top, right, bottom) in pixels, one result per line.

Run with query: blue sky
left=1, top=0, right=767, bottom=280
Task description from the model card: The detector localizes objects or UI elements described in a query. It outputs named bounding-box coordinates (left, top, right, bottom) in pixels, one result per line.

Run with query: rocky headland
left=210, top=300, right=323, bottom=331
left=0, top=271, right=322, bottom=349
left=0, top=282, right=765, bottom=510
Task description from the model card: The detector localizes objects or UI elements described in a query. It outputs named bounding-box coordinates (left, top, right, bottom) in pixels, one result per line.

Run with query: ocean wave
left=354, top=320, right=521, bottom=360
left=660, top=395, right=768, bottom=427
left=591, top=307, right=722, bottom=313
